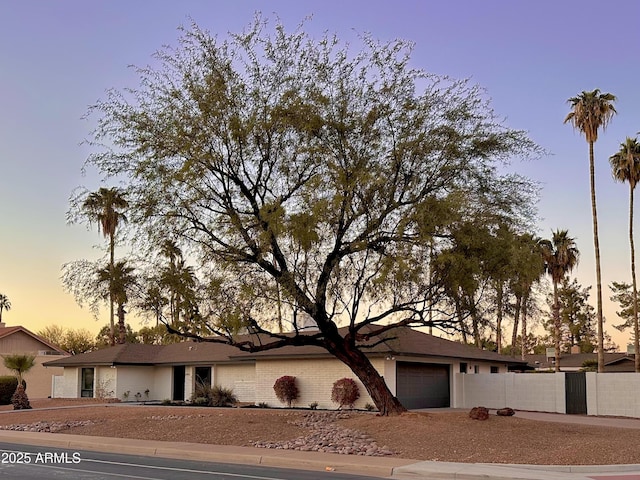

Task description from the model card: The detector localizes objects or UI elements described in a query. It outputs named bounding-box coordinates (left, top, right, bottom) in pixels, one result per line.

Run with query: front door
left=173, top=366, right=185, bottom=401
left=81, top=368, right=94, bottom=398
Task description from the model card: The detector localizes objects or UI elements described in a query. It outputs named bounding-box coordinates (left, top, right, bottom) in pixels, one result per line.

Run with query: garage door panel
left=397, top=362, right=450, bottom=409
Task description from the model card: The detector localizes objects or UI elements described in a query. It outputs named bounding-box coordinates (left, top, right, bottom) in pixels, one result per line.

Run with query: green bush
left=273, top=376, right=299, bottom=407
left=331, top=378, right=360, bottom=409
left=0, top=376, right=17, bottom=405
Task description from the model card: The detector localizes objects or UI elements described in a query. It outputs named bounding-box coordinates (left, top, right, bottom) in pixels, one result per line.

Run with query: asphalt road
left=0, top=442, right=383, bottom=480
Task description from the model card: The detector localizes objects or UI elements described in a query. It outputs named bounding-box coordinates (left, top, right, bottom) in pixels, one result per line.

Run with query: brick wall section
left=253, top=357, right=387, bottom=410
left=215, top=363, right=256, bottom=403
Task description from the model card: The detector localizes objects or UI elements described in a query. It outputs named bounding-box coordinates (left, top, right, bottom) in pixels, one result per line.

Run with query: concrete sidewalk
left=0, top=429, right=639, bottom=480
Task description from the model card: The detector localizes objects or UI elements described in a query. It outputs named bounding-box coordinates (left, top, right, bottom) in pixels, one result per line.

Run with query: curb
left=0, top=430, right=415, bottom=477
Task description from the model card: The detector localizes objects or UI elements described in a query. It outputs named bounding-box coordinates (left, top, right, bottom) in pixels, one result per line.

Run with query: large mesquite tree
left=83, top=18, right=537, bottom=414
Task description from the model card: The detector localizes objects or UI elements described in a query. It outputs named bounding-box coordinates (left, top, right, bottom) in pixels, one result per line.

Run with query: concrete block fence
left=452, top=372, right=640, bottom=418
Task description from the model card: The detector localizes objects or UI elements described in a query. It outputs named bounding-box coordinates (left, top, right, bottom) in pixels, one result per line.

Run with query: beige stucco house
left=0, top=323, right=68, bottom=398
left=45, top=328, right=525, bottom=409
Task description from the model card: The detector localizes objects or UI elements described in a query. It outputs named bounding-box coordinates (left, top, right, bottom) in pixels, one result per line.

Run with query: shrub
left=257, top=402, right=269, bottom=408
left=309, top=401, right=319, bottom=410
left=0, top=376, right=17, bottom=405
left=273, top=376, right=299, bottom=407
left=11, top=384, right=31, bottom=410
left=364, top=402, right=376, bottom=411
left=331, top=378, right=360, bottom=409
left=191, top=382, right=237, bottom=407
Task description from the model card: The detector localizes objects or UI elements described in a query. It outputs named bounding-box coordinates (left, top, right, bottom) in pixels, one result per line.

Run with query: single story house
left=526, top=352, right=636, bottom=372
left=45, top=327, right=526, bottom=409
left=0, top=322, right=68, bottom=398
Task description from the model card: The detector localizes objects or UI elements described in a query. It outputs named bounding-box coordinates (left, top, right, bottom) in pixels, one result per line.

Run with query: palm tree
left=2, top=354, right=35, bottom=386
left=0, top=294, right=10, bottom=323
left=541, top=230, right=580, bottom=372
left=82, top=187, right=128, bottom=345
left=160, top=240, right=196, bottom=327
left=610, top=137, right=640, bottom=372
left=564, top=89, right=616, bottom=372
left=97, top=260, right=136, bottom=344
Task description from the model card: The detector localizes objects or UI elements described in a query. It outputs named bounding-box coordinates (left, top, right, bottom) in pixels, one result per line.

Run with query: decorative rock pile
left=0, top=420, right=94, bottom=433
left=146, top=414, right=207, bottom=421
left=252, top=411, right=395, bottom=456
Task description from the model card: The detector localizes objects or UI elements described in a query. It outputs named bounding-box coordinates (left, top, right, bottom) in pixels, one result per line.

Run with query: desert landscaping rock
left=469, top=406, right=489, bottom=420
left=252, top=411, right=395, bottom=456
left=0, top=420, right=94, bottom=433
left=496, top=407, right=515, bottom=416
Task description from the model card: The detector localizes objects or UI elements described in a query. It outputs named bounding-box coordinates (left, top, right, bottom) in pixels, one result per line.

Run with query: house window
left=195, top=367, right=211, bottom=388
left=490, top=366, right=499, bottom=374
left=459, top=362, right=468, bottom=374
left=81, top=368, right=94, bottom=398
left=473, top=365, right=479, bottom=374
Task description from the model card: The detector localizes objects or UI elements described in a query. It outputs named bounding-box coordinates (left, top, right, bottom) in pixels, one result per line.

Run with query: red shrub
left=331, top=378, right=360, bottom=409
left=273, top=375, right=299, bottom=407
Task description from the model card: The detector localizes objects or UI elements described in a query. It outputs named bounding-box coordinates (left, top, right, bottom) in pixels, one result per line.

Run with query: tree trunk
left=521, top=289, right=529, bottom=361
left=323, top=327, right=406, bottom=416
left=496, top=282, right=503, bottom=354
left=109, top=235, right=116, bottom=346
left=629, top=185, right=639, bottom=372
left=589, top=141, right=605, bottom=373
left=511, top=294, right=522, bottom=357
left=553, top=281, right=561, bottom=372
left=117, top=304, right=126, bottom=344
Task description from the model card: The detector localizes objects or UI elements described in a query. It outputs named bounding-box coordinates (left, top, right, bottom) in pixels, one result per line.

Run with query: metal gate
left=565, top=372, right=587, bottom=414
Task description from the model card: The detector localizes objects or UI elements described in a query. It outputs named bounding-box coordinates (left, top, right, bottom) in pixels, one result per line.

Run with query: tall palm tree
left=564, top=89, right=616, bottom=372
left=542, top=230, right=580, bottom=372
left=610, top=137, right=640, bottom=372
left=82, top=187, right=128, bottom=345
left=97, top=260, right=136, bottom=344
left=0, top=294, right=11, bottom=323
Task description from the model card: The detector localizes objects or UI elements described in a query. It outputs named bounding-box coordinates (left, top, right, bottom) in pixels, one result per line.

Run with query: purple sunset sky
left=1, top=0, right=639, bottom=347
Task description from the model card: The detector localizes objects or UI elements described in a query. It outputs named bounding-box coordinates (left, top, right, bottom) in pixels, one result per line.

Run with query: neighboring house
left=526, top=352, right=636, bottom=372
left=45, top=327, right=526, bottom=409
left=0, top=322, right=68, bottom=398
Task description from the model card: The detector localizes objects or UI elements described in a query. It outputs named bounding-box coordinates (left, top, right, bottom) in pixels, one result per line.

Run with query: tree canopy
left=79, top=17, right=539, bottom=414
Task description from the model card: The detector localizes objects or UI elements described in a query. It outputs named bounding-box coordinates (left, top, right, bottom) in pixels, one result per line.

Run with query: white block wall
left=254, top=357, right=386, bottom=409
left=153, top=367, right=172, bottom=401
left=454, top=373, right=565, bottom=413
left=95, top=366, right=117, bottom=398
left=114, top=366, right=155, bottom=401
left=215, top=363, right=256, bottom=403
left=588, top=372, right=640, bottom=417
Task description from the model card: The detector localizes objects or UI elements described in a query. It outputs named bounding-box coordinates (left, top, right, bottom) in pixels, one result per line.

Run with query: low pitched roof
left=0, top=325, right=68, bottom=354
left=45, top=327, right=526, bottom=368
left=526, top=353, right=632, bottom=370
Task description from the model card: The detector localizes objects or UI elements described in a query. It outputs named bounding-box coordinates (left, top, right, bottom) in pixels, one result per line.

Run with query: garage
left=396, top=362, right=450, bottom=409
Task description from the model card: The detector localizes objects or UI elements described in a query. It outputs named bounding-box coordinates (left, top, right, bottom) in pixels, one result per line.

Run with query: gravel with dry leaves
left=0, top=399, right=637, bottom=465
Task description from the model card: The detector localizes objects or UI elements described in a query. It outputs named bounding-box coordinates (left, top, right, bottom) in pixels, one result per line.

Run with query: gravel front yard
left=0, top=399, right=637, bottom=465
